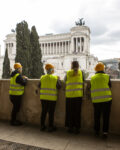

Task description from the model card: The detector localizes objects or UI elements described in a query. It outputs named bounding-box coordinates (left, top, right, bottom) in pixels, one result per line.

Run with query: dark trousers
left=93, top=101, right=112, bottom=133
left=9, top=95, right=22, bottom=122
left=65, top=97, right=82, bottom=129
left=41, top=100, right=56, bottom=127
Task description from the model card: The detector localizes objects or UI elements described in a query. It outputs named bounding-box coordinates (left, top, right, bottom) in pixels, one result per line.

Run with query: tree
left=15, top=20, right=31, bottom=77
left=2, top=49, right=10, bottom=78
left=30, top=26, right=44, bottom=78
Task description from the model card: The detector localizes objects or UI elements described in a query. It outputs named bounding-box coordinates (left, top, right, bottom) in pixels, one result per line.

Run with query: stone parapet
left=0, top=79, right=120, bottom=135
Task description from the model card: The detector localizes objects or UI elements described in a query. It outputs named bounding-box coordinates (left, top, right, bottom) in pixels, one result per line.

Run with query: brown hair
left=71, top=61, right=79, bottom=76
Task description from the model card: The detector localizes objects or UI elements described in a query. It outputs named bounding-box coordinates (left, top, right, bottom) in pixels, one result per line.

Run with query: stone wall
left=0, top=79, right=120, bottom=135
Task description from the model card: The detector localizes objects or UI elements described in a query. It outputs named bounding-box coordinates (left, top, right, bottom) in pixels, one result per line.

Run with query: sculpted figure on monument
left=75, top=18, right=85, bottom=26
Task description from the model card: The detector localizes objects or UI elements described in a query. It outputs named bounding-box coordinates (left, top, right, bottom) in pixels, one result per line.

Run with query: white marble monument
left=0, top=23, right=98, bottom=78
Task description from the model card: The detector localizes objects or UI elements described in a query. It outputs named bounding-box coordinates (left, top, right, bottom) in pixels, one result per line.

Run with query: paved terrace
left=0, top=121, right=120, bottom=150
left=0, top=80, right=120, bottom=149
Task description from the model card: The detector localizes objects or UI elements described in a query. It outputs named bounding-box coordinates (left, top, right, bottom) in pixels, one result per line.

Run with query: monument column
left=53, top=42, right=54, bottom=54
left=41, top=44, right=43, bottom=54
left=64, top=41, right=66, bottom=54
left=56, top=42, right=58, bottom=54
left=55, top=42, right=57, bottom=54
left=59, top=42, right=61, bottom=54
left=43, top=43, right=45, bottom=54
left=49, top=43, right=51, bottom=54
left=61, top=42, right=63, bottom=54
left=57, top=42, right=58, bottom=54
left=74, top=38, right=76, bottom=53
left=76, top=37, right=78, bottom=53
left=47, top=43, right=49, bottom=54
left=79, top=37, right=81, bottom=53
left=71, top=37, right=74, bottom=54
left=68, top=41, right=70, bottom=53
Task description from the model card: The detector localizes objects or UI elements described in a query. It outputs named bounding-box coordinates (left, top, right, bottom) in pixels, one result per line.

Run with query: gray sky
left=0, top=0, right=120, bottom=60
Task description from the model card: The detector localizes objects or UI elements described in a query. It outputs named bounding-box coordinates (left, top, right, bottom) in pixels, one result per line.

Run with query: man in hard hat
left=64, top=61, right=84, bottom=134
left=90, top=62, right=112, bottom=138
left=39, top=63, right=61, bottom=132
left=9, top=63, right=28, bottom=126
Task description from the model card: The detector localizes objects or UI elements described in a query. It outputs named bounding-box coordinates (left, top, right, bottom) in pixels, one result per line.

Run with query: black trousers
left=65, top=97, right=82, bottom=129
left=9, top=95, right=22, bottom=122
left=41, top=100, right=56, bottom=127
left=93, top=101, right=112, bottom=133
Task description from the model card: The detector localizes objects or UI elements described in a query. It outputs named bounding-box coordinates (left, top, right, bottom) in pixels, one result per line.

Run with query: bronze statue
left=75, top=18, right=85, bottom=26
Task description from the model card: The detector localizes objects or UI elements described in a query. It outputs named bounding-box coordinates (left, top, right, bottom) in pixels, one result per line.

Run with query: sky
left=0, top=0, right=120, bottom=60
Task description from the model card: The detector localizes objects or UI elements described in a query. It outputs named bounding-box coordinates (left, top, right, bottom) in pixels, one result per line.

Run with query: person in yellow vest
left=39, top=64, right=61, bottom=132
left=90, top=62, right=112, bottom=138
left=64, top=61, right=84, bottom=134
left=9, top=63, right=28, bottom=126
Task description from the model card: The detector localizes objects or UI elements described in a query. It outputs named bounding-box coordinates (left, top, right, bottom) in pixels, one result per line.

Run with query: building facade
left=0, top=25, right=98, bottom=78
left=102, top=58, right=120, bottom=79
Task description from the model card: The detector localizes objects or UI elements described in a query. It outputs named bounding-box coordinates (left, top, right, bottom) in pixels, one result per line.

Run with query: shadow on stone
left=0, top=139, right=51, bottom=150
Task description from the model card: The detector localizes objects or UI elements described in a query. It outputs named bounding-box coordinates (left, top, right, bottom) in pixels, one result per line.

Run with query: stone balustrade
left=0, top=79, right=120, bottom=135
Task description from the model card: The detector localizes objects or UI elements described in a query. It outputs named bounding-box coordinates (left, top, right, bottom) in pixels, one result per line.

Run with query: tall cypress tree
left=30, top=26, right=44, bottom=78
left=15, top=20, right=31, bottom=77
left=2, top=49, right=10, bottom=78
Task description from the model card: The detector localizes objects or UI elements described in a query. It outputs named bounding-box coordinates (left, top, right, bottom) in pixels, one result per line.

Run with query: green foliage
left=15, top=21, right=44, bottom=78
left=30, top=26, right=44, bottom=78
left=2, top=49, right=10, bottom=78
left=15, top=20, right=31, bottom=77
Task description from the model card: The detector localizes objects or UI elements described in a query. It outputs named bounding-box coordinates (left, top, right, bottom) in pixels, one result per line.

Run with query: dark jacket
left=10, top=70, right=27, bottom=86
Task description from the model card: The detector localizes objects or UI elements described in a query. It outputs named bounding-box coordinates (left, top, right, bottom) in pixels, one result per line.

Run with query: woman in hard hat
left=39, top=63, right=61, bottom=132
left=64, top=61, right=84, bottom=134
left=90, top=62, right=112, bottom=138
left=9, top=63, right=28, bottom=126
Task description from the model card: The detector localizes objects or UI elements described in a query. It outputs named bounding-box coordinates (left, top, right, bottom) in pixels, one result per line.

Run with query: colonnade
left=73, top=37, right=84, bottom=53
left=40, top=37, right=85, bottom=55
left=40, top=41, right=70, bottom=55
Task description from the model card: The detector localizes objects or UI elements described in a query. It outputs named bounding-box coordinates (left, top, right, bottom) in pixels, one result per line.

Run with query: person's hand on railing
left=22, top=76, right=28, bottom=79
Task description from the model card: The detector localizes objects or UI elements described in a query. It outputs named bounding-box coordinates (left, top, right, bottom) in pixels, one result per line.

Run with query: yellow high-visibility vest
left=65, top=70, right=83, bottom=98
left=90, top=73, right=112, bottom=103
left=40, top=74, right=58, bottom=101
left=9, top=73, right=24, bottom=95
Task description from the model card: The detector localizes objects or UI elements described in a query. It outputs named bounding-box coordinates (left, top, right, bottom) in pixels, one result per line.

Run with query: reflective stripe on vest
left=9, top=89, right=24, bottom=91
left=66, top=88, right=83, bottom=92
left=10, top=84, right=23, bottom=87
left=91, top=88, right=110, bottom=93
left=9, top=73, right=24, bottom=95
left=92, top=95, right=112, bottom=100
left=40, top=74, right=58, bottom=101
left=66, top=82, right=83, bottom=86
left=40, top=88, right=56, bottom=91
left=65, top=70, right=83, bottom=98
left=90, top=73, right=112, bottom=103
left=40, top=93, right=57, bottom=96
